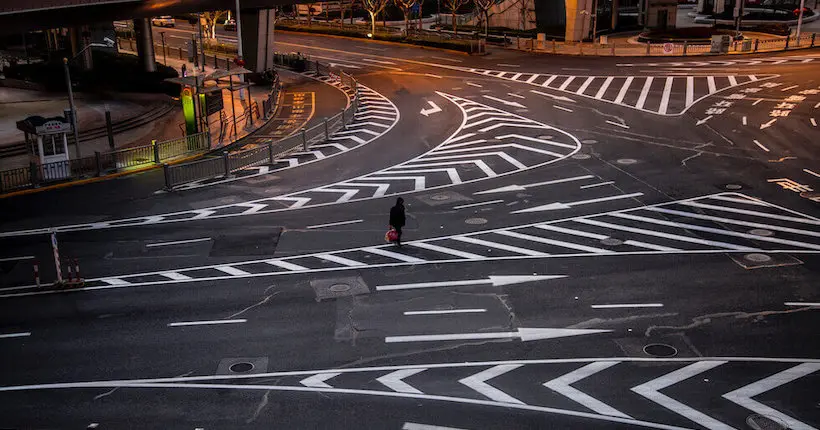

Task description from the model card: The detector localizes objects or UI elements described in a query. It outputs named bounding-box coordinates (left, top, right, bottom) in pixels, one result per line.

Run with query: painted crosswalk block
left=0, top=93, right=580, bottom=238
left=459, top=67, right=775, bottom=115
left=5, top=358, right=817, bottom=430
left=63, top=192, right=820, bottom=290
left=617, top=56, right=817, bottom=67
left=172, top=75, right=398, bottom=191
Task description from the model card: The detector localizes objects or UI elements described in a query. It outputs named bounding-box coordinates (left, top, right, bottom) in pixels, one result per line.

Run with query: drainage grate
left=416, top=191, right=471, bottom=207
left=643, top=343, right=678, bottom=357
left=600, top=237, right=624, bottom=246
left=748, top=229, right=774, bottom=237
left=616, top=158, right=638, bottom=165
left=572, top=153, right=591, bottom=160
left=229, top=362, right=254, bottom=373
left=745, top=253, right=773, bottom=263
left=465, top=217, right=488, bottom=225
left=725, top=184, right=743, bottom=190
left=216, top=357, right=269, bottom=375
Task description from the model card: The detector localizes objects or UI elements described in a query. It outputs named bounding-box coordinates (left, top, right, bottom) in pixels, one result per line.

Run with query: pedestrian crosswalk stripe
left=648, top=207, right=820, bottom=238
left=318, top=254, right=366, bottom=267
left=265, top=260, right=308, bottom=271
left=452, top=236, right=549, bottom=256
left=680, top=201, right=820, bottom=224
left=411, top=242, right=485, bottom=260
left=363, top=247, right=427, bottom=263
left=497, top=230, right=613, bottom=254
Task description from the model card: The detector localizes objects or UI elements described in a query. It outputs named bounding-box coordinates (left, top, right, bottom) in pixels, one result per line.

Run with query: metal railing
left=0, top=132, right=211, bottom=194
left=163, top=64, right=360, bottom=190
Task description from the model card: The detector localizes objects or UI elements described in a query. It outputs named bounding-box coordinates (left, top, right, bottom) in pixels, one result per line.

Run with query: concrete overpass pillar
left=714, top=0, right=726, bottom=13
left=565, top=0, right=592, bottom=42
left=133, top=18, right=156, bottom=72
left=240, top=8, right=277, bottom=73
left=611, top=0, right=619, bottom=29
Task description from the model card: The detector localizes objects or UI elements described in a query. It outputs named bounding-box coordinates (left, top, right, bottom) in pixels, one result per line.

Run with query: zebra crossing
left=172, top=76, right=398, bottom=192
left=10, top=358, right=817, bottom=430
left=0, top=92, right=580, bottom=238
left=72, top=192, right=820, bottom=289
left=458, top=67, right=775, bottom=115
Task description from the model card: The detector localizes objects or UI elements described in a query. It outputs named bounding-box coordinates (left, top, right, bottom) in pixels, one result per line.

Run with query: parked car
left=151, top=16, right=175, bottom=27
left=223, top=19, right=237, bottom=31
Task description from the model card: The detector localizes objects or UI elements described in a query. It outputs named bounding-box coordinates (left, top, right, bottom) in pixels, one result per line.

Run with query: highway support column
left=240, top=8, right=277, bottom=73
left=133, top=18, right=157, bottom=73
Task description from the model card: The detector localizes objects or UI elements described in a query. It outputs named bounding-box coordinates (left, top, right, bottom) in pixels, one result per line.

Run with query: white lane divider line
left=632, top=361, right=732, bottom=430
left=168, top=319, right=247, bottom=327
left=403, top=423, right=469, bottom=430
left=554, top=105, right=574, bottom=112
left=605, top=120, right=630, bottom=129
left=306, top=219, right=364, bottom=229
left=452, top=200, right=504, bottom=210
left=0, top=332, right=31, bottom=339
left=0, top=256, right=34, bottom=262
left=753, top=140, right=770, bottom=152
left=784, top=302, right=820, bottom=307
left=781, top=84, right=799, bottom=91
left=803, top=169, right=820, bottom=178
left=579, top=181, right=615, bottom=189
left=742, top=116, right=747, bottom=126
left=376, top=368, right=426, bottom=394
left=404, top=309, right=487, bottom=315
left=465, top=82, right=482, bottom=88
left=811, top=118, right=817, bottom=127
left=591, top=303, right=664, bottom=309
left=543, top=361, right=631, bottom=418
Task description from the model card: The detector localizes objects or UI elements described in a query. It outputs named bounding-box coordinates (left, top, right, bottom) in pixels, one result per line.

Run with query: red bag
left=385, top=228, right=399, bottom=242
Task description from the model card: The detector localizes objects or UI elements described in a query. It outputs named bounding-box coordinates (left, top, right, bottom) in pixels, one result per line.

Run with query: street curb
left=275, top=29, right=472, bottom=56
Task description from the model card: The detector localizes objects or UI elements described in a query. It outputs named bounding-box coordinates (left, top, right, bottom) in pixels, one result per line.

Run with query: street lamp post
left=235, top=0, right=247, bottom=101
left=62, top=39, right=113, bottom=160
left=796, top=0, right=806, bottom=45
left=159, top=31, right=167, bottom=65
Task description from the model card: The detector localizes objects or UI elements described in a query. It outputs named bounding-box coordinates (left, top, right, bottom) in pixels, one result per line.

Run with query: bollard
left=552, top=39, right=557, bottom=54
left=324, top=117, right=329, bottom=140
left=152, top=139, right=160, bottom=163
left=785, top=37, right=790, bottom=50
left=301, top=128, right=308, bottom=151
left=179, top=46, right=183, bottom=60
left=29, top=161, right=40, bottom=187
left=683, top=41, right=688, bottom=56
left=94, top=151, right=102, bottom=176
left=214, top=54, right=218, bottom=68
left=33, top=261, right=40, bottom=288
left=611, top=44, right=615, bottom=56
left=163, top=164, right=172, bottom=190
left=74, top=259, right=82, bottom=284
left=754, top=39, right=759, bottom=52
left=222, top=151, right=230, bottom=177
left=812, top=33, right=816, bottom=47
left=65, top=258, right=74, bottom=285
left=646, top=43, right=651, bottom=55
left=341, top=108, right=346, bottom=128
left=268, top=142, right=275, bottom=164
left=579, top=43, right=584, bottom=55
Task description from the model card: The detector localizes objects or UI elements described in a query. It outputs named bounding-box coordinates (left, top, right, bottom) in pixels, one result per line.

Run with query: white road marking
left=0, top=256, right=34, bottom=262
left=459, top=364, right=524, bottom=404
left=168, top=319, right=246, bottom=327
left=804, top=169, right=820, bottom=178
left=542, top=75, right=558, bottom=87
left=497, top=230, right=612, bottom=254
left=780, top=84, right=798, bottom=91
left=452, top=236, right=548, bottom=256
left=410, top=242, right=485, bottom=260
left=403, top=423, right=468, bottom=430
left=576, top=218, right=760, bottom=251
left=431, top=56, right=461, bottom=62
left=544, top=361, right=631, bottom=418
left=376, top=275, right=565, bottom=291
left=576, top=77, right=595, bottom=95
left=811, top=118, right=817, bottom=127
left=727, top=75, right=738, bottom=86
left=606, top=120, right=630, bottom=129
left=614, top=77, right=634, bottom=104
left=214, top=266, right=251, bottom=276
left=465, top=82, right=482, bottom=88
left=680, top=201, right=820, bottom=225
left=752, top=99, right=763, bottom=106
left=685, top=77, right=694, bottom=106
left=753, top=140, right=770, bottom=152
left=300, top=373, right=340, bottom=388
left=425, top=74, right=443, bottom=79
left=363, top=247, right=426, bottom=263
left=306, top=219, right=363, bottom=229
left=742, top=116, right=747, bottom=125
left=362, top=58, right=396, bottom=65
left=529, top=89, right=575, bottom=103
left=317, top=254, right=366, bottom=267
left=497, top=63, right=520, bottom=67
left=707, top=76, right=716, bottom=93
left=723, top=362, right=820, bottom=430
left=0, top=332, right=31, bottom=339
left=525, top=74, right=541, bottom=84
left=815, top=102, right=820, bottom=108
left=512, top=192, right=644, bottom=213
left=452, top=200, right=504, bottom=210
left=475, top=175, right=594, bottom=194
left=632, top=361, right=732, bottom=430
left=648, top=207, right=820, bottom=238
left=595, top=77, right=614, bottom=100
left=386, top=328, right=610, bottom=343
left=696, top=115, right=713, bottom=126
left=658, top=77, right=674, bottom=115
left=554, top=105, right=574, bottom=112
left=404, top=309, right=487, bottom=315
left=591, top=304, right=664, bottom=309
left=784, top=302, right=820, bottom=306
left=635, top=77, right=654, bottom=110
left=558, top=76, right=576, bottom=91
left=376, top=368, right=425, bottom=394
left=265, top=260, right=308, bottom=271
left=507, top=93, right=526, bottom=99
left=160, top=272, right=193, bottom=281
left=579, top=181, right=614, bottom=189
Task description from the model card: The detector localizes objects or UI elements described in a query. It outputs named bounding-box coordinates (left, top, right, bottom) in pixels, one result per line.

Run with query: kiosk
left=16, top=115, right=72, bottom=181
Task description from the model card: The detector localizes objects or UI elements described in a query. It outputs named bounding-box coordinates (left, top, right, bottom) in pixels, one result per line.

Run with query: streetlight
left=159, top=31, right=167, bottom=65
left=63, top=38, right=115, bottom=160
left=235, top=0, right=247, bottom=101
left=795, top=0, right=806, bottom=44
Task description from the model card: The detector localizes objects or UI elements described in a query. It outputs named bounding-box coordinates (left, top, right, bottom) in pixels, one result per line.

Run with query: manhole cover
left=749, top=229, right=773, bottom=237
left=465, top=217, right=488, bottom=225
left=329, top=283, right=351, bottom=292
left=538, top=135, right=554, bottom=140
left=229, top=362, right=254, bottom=373
left=725, top=184, right=743, bottom=190
left=746, top=414, right=787, bottom=430
left=572, top=153, right=591, bottom=160
left=582, top=139, right=598, bottom=144
left=600, top=237, right=623, bottom=246
left=616, top=158, right=638, bottom=165
left=430, top=194, right=451, bottom=201
left=643, top=343, right=678, bottom=357
left=744, top=253, right=772, bottom=263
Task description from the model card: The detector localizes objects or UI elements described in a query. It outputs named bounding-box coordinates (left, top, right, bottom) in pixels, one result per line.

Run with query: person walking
left=389, top=197, right=406, bottom=246
left=181, top=63, right=187, bottom=77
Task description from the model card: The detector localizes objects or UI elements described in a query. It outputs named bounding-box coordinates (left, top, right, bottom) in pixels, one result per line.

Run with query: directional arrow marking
left=377, top=368, right=426, bottom=394
left=696, top=115, right=713, bottom=126
left=543, top=361, right=631, bottom=418
left=475, top=175, right=595, bottom=194
left=512, top=193, right=644, bottom=213
left=760, top=119, right=777, bottom=130
left=420, top=101, right=443, bottom=117
left=632, top=361, right=732, bottom=430
left=459, top=364, right=524, bottom=404
left=482, top=95, right=526, bottom=108
left=328, top=62, right=361, bottom=69
left=723, top=362, right=820, bottom=430
left=530, top=90, right=576, bottom=103
left=384, top=328, right=611, bottom=343
left=375, top=275, right=566, bottom=291
left=300, top=372, right=341, bottom=388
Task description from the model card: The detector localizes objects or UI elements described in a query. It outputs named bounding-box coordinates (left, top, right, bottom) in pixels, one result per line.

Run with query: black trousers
left=394, top=226, right=403, bottom=244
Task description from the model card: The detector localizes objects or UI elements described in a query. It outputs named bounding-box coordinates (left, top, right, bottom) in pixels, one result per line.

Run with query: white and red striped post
left=51, top=231, right=63, bottom=285
left=73, top=259, right=82, bottom=284
left=65, top=258, right=74, bottom=285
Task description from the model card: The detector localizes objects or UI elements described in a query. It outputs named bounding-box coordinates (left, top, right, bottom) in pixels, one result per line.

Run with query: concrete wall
left=466, top=0, right=537, bottom=30
left=564, top=0, right=592, bottom=41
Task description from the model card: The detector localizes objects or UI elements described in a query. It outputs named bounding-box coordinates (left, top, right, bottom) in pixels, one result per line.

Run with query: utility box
left=710, top=35, right=730, bottom=53
left=742, top=39, right=752, bottom=51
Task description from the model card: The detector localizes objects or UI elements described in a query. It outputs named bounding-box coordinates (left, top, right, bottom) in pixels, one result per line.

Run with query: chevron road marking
left=299, top=373, right=340, bottom=388
left=459, top=365, right=524, bottom=404
left=632, top=361, right=732, bottom=430
left=544, top=361, right=631, bottom=418
left=723, top=363, right=820, bottom=430
left=377, top=368, right=426, bottom=394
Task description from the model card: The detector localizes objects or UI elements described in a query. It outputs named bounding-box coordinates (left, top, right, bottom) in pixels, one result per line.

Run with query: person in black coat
left=389, top=197, right=406, bottom=246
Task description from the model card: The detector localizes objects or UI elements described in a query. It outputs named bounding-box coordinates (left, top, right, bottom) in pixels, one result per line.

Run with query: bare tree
left=362, top=0, right=390, bottom=36
left=417, top=0, right=425, bottom=31
left=340, top=0, right=354, bottom=26
left=443, top=0, right=469, bottom=33
left=201, top=10, right=228, bottom=40
left=396, top=0, right=418, bottom=34
left=473, top=0, right=494, bottom=36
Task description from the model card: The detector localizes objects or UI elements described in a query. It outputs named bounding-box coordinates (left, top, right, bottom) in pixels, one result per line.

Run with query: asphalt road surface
left=0, top=30, right=818, bottom=430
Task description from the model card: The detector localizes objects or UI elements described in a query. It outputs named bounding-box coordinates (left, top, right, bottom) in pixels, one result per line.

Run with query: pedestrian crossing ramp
left=90, top=192, right=820, bottom=288
left=462, top=67, right=775, bottom=116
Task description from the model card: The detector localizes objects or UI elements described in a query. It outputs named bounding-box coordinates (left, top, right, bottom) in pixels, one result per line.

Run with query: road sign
left=662, top=43, right=674, bottom=54
left=204, top=92, right=224, bottom=116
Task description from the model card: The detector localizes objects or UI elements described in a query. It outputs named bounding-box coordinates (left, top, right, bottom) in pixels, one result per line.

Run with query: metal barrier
left=0, top=132, right=211, bottom=194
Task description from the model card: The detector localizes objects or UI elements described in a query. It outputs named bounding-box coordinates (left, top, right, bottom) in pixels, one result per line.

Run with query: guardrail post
left=683, top=41, right=688, bottom=56
left=94, top=151, right=102, bottom=176
left=152, top=139, right=160, bottom=163
left=222, top=151, right=230, bottom=177
left=324, top=117, right=329, bottom=140
left=611, top=44, right=615, bottom=55
left=552, top=39, right=556, bottom=54
left=29, top=162, right=40, bottom=188
left=645, top=43, right=651, bottom=55
left=268, top=143, right=275, bottom=164
left=163, top=164, right=172, bottom=190
left=301, top=128, right=308, bottom=151
left=785, top=36, right=790, bottom=50
left=754, top=39, right=759, bottom=52
left=812, top=33, right=816, bottom=47
left=341, top=108, right=346, bottom=128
